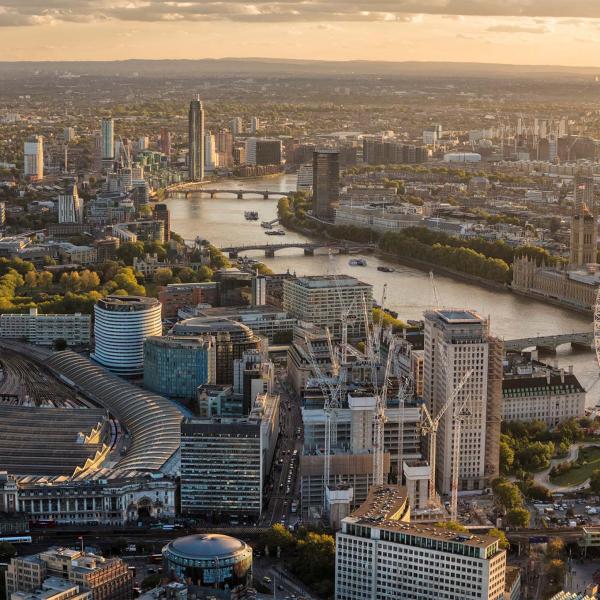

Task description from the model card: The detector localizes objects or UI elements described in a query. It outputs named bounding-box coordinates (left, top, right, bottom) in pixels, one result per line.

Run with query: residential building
left=0, top=308, right=91, bottom=347
left=180, top=392, right=280, bottom=518
left=143, top=335, right=216, bottom=400
left=283, top=275, right=372, bottom=339
left=152, top=204, right=170, bottom=241
left=502, top=369, right=585, bottom=426
left=58, top=183, right=83, bottom=224
left=250, top=116, right=260, bottom=134
left=100, top=118, right=114, bottom=163
left=423, top=309, right=503, bottom=494
left=335, top=485, right=506, bottom=600
left=230, top=117, right=243, bottom=137
left=6, top=548, right=133, bottom=600
left=297, top=163, right=313, bottom=192
left=312, top=150, right=340, bottom=219
left=204, top=132, right=217, bottom=171
left=24, top=136, right=44, bottom=180
left=188, top=95, right=205, bottom=181
left=159, top=128, right=171, bottom=156
left=92, top=296, right=162, bottom=376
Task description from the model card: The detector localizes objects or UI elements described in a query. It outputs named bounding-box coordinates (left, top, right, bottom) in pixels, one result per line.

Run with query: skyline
left=1, top=1, right=600, bottom=66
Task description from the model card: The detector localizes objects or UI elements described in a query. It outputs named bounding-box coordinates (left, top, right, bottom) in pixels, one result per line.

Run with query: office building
left=143, top=335, right=216, bottom=400
left=423, top=310, right=503, bottom=495
left=180, top=392, right=280, bottom=517
left=6, top=548, right=133, bottom=599
left=195, top=384, right=237, bottom=418
left=58, top=183, right=83, bottom=224
left=569, top=205, right=596, bottom=267
left=188, top=95, right=205, bottom=181
left=233, top=348, right=274, bottom=413
left=100, top=118, right=114, bottom=163
left=24, top=136, right=44, bottom=180
left=162, top=534, right=252, bottom=590
left=312, top=150, right=340, bottom=219
left=252, top=276, right=267, bottom=306
left=502, top=369, right=585, bottom=426
left=92, top=296, right=162, bottom=376
left=10, top=577, right=91, bottom=600
left=230, top=117, right=244, bottom=137
left=255, top=139, right=282, bottom=165
left=297, top=163, right=313, bottom=192
left=204, top=132, right=217, bottom=171
left=214, top=268, right=253, bottom=306
left=172, top=317, right=264, bottom=384
left=362, top=138, right=427, bottom=165
left=158, top=282, right=218, bottom=318
left=159, top=127, right=171, bottom=156
left=152, top=203, right=170, bottom=241
left=283, top=275, right=372, bottom=339
left=63, top=127, right=77, bottom=143
left=335, top=485, right=506, bottom=600
left=0, top=308, right=90, bottom=347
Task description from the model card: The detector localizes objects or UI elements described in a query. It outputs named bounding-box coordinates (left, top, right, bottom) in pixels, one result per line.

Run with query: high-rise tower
left=312, top=150, right=340, bottom=220
left=188, top=95, right=205, bottom=181
left=570, top=174, right=597, bottom=267
left=101, top=118, right=114, bottom=165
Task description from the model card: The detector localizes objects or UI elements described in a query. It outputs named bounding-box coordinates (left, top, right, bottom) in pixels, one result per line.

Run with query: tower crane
left=450, top=393, right=473, bottom=521
left=419, top=369, right=472, bottom=503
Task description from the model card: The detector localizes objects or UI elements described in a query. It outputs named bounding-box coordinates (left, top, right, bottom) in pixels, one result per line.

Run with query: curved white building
left=92, top=295, right=162, bottom=376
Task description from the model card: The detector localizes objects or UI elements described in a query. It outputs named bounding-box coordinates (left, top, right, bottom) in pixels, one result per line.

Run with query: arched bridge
left=504, top=331, right=594, bottom=354
left=220, top=242, right=371, bottom=258
left=167, top=186, right=294, bottom=199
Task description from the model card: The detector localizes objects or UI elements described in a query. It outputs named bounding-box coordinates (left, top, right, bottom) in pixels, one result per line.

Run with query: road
left=261, top=375, right=304, bottom=528
left=253, top=558, right=316, bottom=600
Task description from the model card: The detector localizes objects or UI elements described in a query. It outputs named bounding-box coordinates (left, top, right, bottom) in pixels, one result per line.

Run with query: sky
left=1, top=1, right=600, bottom=66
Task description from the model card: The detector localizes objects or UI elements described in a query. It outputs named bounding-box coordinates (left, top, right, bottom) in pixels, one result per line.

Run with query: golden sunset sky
left=1, top=1, right=600, bottom=66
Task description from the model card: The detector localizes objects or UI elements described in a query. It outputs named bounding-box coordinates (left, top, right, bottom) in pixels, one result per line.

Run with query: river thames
left=165, top=174, right=600, bottom=404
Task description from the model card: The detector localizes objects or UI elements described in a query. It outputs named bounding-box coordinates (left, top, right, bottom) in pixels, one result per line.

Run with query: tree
left=547, top=559, right=566, bottom=586
left=141, top=574, right=161, bottom=591
left=499, top=436, right=515, bottom=474
left=546, top=538, right=564, bottom=559
left=488, top=528, right=509, bottom=550
left=80, top=270, right=100, bottom=291
left=196, top=265, right=213, bottom=282
left=493, top=480, right=523, bottom=511
left=590, top=469, right=600, bottom=494
left=176, top=267, right=196, bottom=283
left=292, top=532, right=335, bottom=597
left=154, top=267, right=174, bottom=286
left=24, top=270, right=37, bottom=287
left=116, top=241, right=145, bottom=265
left=505, top=508, right=530, bottom=528
left=262, top=524, right=294, bottom=553
left=38, top=271, right=53, bottom=289
left=435, top=521, right=468, bottom=532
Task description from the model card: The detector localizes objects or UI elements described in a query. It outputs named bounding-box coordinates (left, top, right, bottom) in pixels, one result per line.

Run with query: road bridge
left=167, top=185, right=294, bottom=199
left=504, top=332, right=593, bottom=354
left=219, top=242, right=371, bottom=258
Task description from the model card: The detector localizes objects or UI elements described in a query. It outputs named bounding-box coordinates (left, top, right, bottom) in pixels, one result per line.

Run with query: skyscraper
left=312, top=149, right=340, bottom=219
left=250, top=116, right=260, bottom=134
left=570, top=174, right=597, bottom=267
left=100, top=118, right=114, bottom=163
left=160, top=127, right=171, bottom=156
left=23, top=136, right=44, bottom=180
left=423, top=309, right=502, bottom=495
left=188, top=95, right=205, bottom=181
left=230, top=117, right=244, bottom=137
left=58, top=181, right=83, bottom=224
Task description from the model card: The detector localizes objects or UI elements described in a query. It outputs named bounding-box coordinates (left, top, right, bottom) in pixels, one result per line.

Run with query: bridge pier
left=572, top=342, right=593, bottom=352
left=536, top=345, right=557, bottom=355
left=210, top=191, right=216, bottom=198
left=338, top=247, right=349, bottom=255
left=263, top=192, right=269, bottom=199
left=304, top=248, right=315, bottom=256
left=228, top=251, right=238, bottom=259
left=237, top=192, right=244, bottom=199
left=265, top=248, right=275, bottom=258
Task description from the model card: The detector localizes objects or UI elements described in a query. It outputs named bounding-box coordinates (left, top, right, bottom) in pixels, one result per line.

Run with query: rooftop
left=292, top=275, right=370, bottom=289
left=164, top=533, right=248, bottom=560
left=96, top=295, right=160, bottom=311
left=435, top=309, right=483, bottom=324
left=350, top=485, right=409, bottom=521
left=502, top=373, right=585, bottom=397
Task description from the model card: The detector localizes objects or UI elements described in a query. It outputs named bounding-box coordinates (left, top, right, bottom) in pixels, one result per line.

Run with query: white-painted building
left=502, top=371, right=586, bottom=427
left=335, top=484, right=507, bottom=600
left=0, top=308, right=90, bottom=346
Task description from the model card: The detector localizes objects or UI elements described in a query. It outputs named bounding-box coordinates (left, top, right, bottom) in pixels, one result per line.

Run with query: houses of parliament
left=512, top=174, right=600, bottom=313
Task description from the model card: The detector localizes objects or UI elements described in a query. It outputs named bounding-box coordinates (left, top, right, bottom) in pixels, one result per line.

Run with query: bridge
left=219, top=242, right=371, bottom=258
left=504, top=331, right=594, bottom=354
left=167, top=185, right=294, bottom=199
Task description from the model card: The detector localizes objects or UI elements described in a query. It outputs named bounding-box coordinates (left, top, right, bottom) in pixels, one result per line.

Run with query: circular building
left=172, top=317, right=263, bottom=384
left=163, top=533, right=252, bottom=589
left=92, top=295, right=162, bottom=376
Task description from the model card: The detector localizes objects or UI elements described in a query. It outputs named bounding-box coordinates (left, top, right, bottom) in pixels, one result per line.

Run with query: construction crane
left=450, top=393, right=472, bottom=521
left=372, top=337, right=396, bottom=487
left=304, top=331, right=343, bottom=511
left=419, top=369, right=472, bottom=503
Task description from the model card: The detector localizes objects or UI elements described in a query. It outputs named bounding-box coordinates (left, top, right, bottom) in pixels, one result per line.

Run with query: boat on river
left=349, top=258, right=367, bottom=266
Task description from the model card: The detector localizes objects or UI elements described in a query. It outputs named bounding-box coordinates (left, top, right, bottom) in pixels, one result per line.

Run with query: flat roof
left=435, top=309, right=483, bottom=324
left=350, top=485, right=408, bottom=520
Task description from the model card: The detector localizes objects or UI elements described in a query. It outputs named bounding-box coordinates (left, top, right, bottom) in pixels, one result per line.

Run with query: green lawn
left=550, top=446, right=600, bottom=486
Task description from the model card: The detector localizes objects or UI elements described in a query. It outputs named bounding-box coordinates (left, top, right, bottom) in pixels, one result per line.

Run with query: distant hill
left=0, top=58, right=598, bottom=79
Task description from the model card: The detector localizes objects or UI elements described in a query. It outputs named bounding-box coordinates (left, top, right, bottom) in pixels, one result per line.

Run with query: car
left=278, top=585, right=285, bottom=591
left=263, top=576, right=272, bottom=584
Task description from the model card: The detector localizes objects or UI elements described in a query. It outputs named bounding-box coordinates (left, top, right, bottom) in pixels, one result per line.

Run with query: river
left=165, top=174, right=600, bottom=404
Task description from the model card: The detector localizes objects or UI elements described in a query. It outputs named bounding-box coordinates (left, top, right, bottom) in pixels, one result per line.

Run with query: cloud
left=2, top=0, right=600, bottom=27
left=486, top=23, right=552, bottom=34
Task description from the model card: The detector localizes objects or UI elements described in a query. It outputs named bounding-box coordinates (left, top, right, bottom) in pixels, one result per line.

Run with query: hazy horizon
left=1, top=1, right=600, bottom=67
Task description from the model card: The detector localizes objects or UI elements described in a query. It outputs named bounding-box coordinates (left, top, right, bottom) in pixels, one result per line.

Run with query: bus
left=30, top=519, right=56, bottom=529
left=0, top=536, right=33, bottom=544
